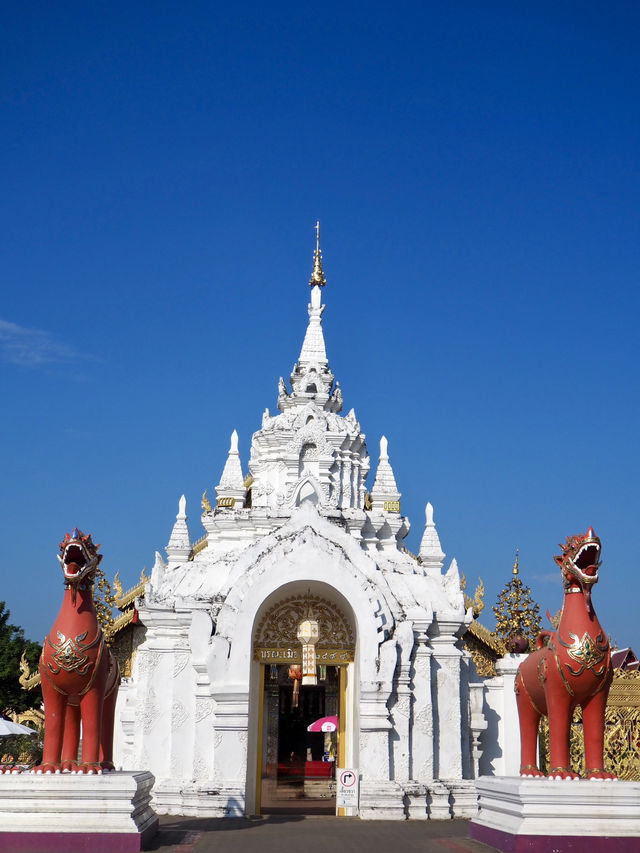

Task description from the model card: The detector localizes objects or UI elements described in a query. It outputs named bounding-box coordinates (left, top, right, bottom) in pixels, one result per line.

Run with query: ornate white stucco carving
left=195, top=697, right=214, bottom=723
left=171, top=700, right=188, bottom=730
left=173, top=653, right=190, bottom=678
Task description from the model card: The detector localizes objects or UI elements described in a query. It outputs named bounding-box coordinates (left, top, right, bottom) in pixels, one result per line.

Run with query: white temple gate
left=114, top=230, right=487, bottom=819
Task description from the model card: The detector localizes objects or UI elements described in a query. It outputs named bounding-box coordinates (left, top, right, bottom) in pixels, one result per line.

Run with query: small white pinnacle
left=426, top=502, right=434, bottom=525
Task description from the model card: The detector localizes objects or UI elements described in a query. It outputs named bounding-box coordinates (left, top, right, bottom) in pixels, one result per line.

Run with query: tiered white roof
left=152, top=228, right=464, bottom=617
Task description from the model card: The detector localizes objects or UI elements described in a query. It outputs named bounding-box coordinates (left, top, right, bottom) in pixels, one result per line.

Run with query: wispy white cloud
left=0, top=318, right=85, bottom=366
left=533, top=572, right=560, bottom=584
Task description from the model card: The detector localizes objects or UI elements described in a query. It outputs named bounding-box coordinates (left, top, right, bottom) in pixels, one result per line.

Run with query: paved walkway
left=147, top=815, right=496, bottom=853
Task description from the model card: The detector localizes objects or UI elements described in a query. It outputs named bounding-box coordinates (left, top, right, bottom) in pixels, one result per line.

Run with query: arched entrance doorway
left=252, top=584, right=356, bottom=815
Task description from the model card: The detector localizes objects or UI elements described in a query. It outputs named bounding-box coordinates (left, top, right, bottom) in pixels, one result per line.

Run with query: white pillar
left=429, top=613, right=465, bottom=780
left=358, top=684, right=406, bottom=819
left=410, top=623, right=434, bottom=781
left=391, top=630, right=413, bottom=781
left=496, top=654, right=527, bottom=777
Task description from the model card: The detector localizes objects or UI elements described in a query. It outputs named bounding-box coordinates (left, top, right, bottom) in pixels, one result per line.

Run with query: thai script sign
left=254, top=647, right=354, bottom=664
left=336, top=768, right=359, bottom=810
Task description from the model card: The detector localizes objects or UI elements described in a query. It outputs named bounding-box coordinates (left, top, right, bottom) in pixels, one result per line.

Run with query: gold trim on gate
left=255, top=664, right=265, bottom=816
left=338, top=666, right=348, bottom=817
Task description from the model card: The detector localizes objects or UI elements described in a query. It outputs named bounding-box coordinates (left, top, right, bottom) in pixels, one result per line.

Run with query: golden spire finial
left=309, top=220, right=326, bottom=287
left=493, top=549, right=542, bottom=653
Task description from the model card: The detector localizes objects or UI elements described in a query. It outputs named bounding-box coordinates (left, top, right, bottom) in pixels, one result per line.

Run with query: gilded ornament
left=46, top=630, right=100, bottom=676
left=492, top=551, right=541, bottom=652
left=559, top=630, right=607, bottom=675
left=309, top=221, right=326, bottom=287
left=253, top=593, right=355, bottom=662
left=201, top=489, right=213, bottom=514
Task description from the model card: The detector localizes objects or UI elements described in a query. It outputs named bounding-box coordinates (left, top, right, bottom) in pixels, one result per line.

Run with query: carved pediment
left=253, top=593, right=355, bottom=655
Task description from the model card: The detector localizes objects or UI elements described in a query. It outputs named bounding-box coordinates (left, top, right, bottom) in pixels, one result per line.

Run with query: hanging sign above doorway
left=254, top=647, right=354, bottom=664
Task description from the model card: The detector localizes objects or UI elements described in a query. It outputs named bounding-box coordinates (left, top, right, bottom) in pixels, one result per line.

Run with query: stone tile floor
left=147, top=815, right=496, bottom=853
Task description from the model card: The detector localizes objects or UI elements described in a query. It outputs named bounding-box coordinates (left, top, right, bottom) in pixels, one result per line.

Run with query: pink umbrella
left=307, top=715, right=338, bottom=733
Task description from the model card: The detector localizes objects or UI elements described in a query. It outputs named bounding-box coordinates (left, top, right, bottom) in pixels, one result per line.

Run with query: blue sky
left=2, top=2, right=639, bottom=648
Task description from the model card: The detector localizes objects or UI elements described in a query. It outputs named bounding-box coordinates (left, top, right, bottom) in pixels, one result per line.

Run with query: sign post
left=336, top=768, right=359, bottom=815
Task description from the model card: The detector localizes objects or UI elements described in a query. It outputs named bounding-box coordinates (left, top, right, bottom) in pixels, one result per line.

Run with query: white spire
left=419, top=501, right=446, bottom=573
left=300, top=222, right=328, bottom=366
left=370, top=435, right=401, bottom=510
left=150, top=549, right=167, bottom=589
left=443, top=557, right=465, bottom=612
left=215, top=429, right=247, bottom=507
left=298, top=284, right=328, bottom=367
left=166, top=494, right=191, bottom=566
left=280, top=223, right=340, bottom=413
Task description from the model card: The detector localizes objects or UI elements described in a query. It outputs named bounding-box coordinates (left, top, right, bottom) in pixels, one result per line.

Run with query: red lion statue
left=35, top=529, right=120, bottom=774
left=515, top=527, right=615, bottom=780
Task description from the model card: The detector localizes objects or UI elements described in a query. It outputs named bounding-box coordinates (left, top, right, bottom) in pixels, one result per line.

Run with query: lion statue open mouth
left=515, top=527, right=615, bottom=781
left=34, top=528, right=120, bottom=775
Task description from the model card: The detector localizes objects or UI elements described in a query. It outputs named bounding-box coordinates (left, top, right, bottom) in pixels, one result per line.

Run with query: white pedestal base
left=470, top=776, right=640, bottom=852
left=0, top=770, right=157, bottom=852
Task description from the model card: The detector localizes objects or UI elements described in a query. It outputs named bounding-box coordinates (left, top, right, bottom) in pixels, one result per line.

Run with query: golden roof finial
left=493, top=548, right=542, bottom=653
left=309, top=220, right=326, bottom=287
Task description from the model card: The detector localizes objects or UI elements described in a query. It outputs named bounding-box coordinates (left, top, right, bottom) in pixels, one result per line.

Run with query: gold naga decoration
left=189, top=534, right=208, bottom=560
left=19, top=650, right=41, bottom=692
left=460, top=573, right=486, bottom=617
left=201, top=490, right=213, bottom=514
left=459, top=574, right=501, bottom=676
left=93, top=564, right=117, bottom=639
left=492, top=550, right=541, bottom=653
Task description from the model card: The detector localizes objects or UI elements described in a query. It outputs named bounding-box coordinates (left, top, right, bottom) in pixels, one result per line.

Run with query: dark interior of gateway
left=260, top=664, right=340, bottom=814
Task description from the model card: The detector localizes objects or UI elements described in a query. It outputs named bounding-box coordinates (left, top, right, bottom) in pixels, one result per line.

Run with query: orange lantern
left=288, top=665, right=302, bottom=707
